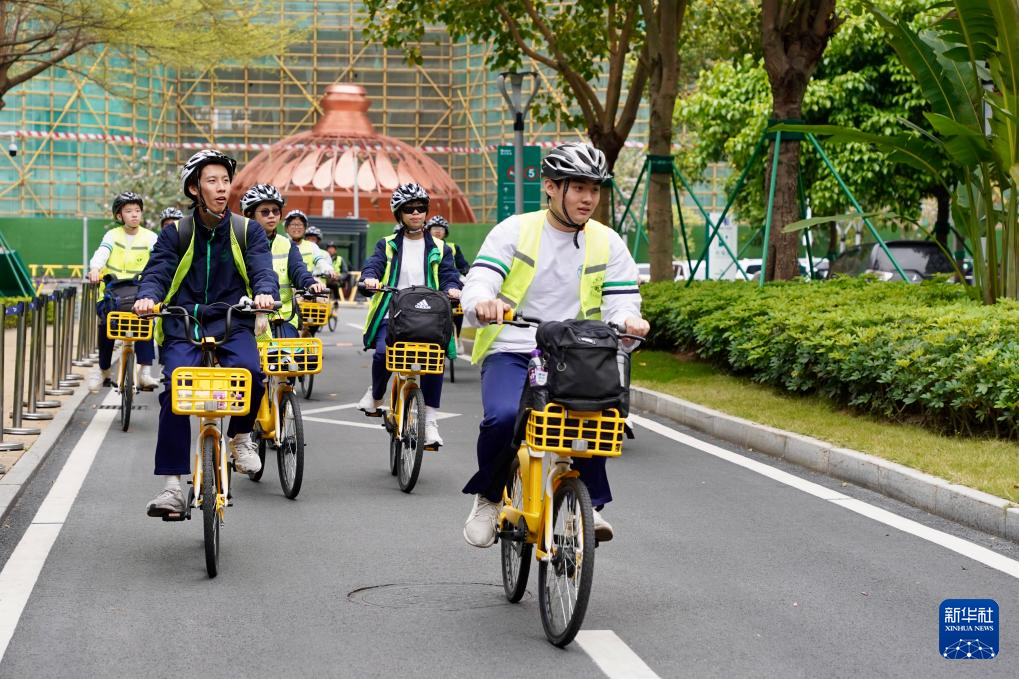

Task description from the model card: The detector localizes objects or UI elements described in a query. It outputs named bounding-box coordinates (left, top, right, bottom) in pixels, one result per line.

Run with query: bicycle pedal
left=161, top=511, right=187, bottom=522
left=424, top=443, right=441, bottom=452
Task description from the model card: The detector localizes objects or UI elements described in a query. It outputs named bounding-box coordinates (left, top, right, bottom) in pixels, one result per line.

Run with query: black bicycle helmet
left=179, top=149, right=237, bottom=203
left=390, top=183, right=429, bottom=217
left=112, top=191, right=144, bottom=221
left=240, top=183, right=285, bottom=216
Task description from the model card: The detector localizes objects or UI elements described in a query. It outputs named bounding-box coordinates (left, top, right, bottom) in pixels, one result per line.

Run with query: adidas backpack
left=387, top=285, right=454, bottom=348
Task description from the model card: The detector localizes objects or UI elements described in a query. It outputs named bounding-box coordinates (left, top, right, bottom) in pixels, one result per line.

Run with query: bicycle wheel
left=202, top=434, right=220, bottom=578
left=277, top=391, right=305, bottom=499
left=501, top=456, right=532, bottom=603
left=538, top=476, right=594, bottom=647
left=300, top=373, right=315, bottom=399
left=120, top=352, right=134, bottom=432
left=248, top=423, right=266, bottom=482
left=397, top=386, right=425, bottom=493
left=447, top=356, right=456, bottom=383
left=327, top=307, right=337, bottom=332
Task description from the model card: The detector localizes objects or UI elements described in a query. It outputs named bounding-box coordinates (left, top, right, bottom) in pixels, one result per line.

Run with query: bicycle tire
left=538, top=476, right=594, bottom=647
left=397, top=386, right=425, bottom=493
left=388, top=424, right=399, bottom=476
left=249, top=423, right=266, bottom=482
left=301, top=373, right=315, bottom=399
left=327, top=309, right=337, bottom=332
left=501, top=456, right=532, bottom=603
left=120, top=352, right=134, bottom=432
left=447, top=356, right=456, bottom=383
left=277, top=391, right=305, bottom=499
left=202, top=434, right=220, bottom=578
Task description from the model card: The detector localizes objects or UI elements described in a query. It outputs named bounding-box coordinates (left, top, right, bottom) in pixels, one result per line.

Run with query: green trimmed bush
left=642, top=279, right=1019, bottom=436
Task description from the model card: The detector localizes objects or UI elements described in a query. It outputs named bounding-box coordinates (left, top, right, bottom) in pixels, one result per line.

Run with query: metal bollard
left=87, top=284, right=99, bottom=361
left=61, top=288, right=82, bottom=383
left=23, top=296, right=57, bottom=417
left=0, top=303, right=26, bottom=451
left=5, top=302, right=41, bottom=435
left=46, top=290, right=73, bottom=396
left=73, top=282, right=93, bottom=367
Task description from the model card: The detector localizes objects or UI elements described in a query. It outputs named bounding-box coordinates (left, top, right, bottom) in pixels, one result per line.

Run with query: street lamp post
left=497, top=72, right=539, bottom=215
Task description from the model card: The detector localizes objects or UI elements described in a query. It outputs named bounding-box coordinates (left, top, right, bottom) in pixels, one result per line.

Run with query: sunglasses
left=401, top=204, right=428, bottom=215
left=257, top=207, right=281, bottom=217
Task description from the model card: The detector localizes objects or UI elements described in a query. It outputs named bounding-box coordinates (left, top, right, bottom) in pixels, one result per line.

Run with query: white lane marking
left=0, top=392, right=118, bottom=662
left=630, top=414, right=1019, bottom=580
left=345, top=323, right=362, bottom=331
left=302, top=403, right=360, bottom=415
left=304, top=416, right=385, bottom=430
left=576, top=630, right=661, bottom=679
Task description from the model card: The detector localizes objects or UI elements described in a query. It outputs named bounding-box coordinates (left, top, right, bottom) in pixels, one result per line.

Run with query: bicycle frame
left=192, top=415, right=230, bottom=521
left=255, top=372, right=294, bottom=443
left=387, top=371, right=419, bottom=439
left=501, top=447, right=581, bottom=562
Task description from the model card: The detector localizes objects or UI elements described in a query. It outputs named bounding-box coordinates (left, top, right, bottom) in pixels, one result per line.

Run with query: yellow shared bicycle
left=105, top=311, right=154, bottom=432
left=383, top=339, right=445, bottom=493
left=496, top=315, right=640, bottom=647
left=297, top=298, right=329, bottom=399
left=248, top=297, right=323, bottom=498
left=147, top=299, right=277, bottom=578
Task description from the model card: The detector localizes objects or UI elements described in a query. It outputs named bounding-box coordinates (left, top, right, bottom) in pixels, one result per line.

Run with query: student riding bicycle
left=132, top=149, right=279, bottom=518
left=240, top=183, right=326, bottom=339
left=357, top=183, right=462, bottom=448
left=459, top=142, right=649, bottom=547
left=87, top=191, right=160, bottom=392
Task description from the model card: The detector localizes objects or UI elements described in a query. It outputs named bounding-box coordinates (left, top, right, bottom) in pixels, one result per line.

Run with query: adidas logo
left=414, top=299, right=432, bottom=310
left=579, top=337, right=596, bottom=344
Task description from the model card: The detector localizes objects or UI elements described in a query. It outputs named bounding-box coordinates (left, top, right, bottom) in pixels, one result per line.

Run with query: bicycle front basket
left=525, top=403, right=625, bottom=457
left=105, top=311, right=153, bottom=341
left=385, top=342, right=444, bottom=375
left=170, top=367, right=251, bottom=417
left=259, top=337, right=323, bottom=376
left=299, top=301, right=329, bottom=327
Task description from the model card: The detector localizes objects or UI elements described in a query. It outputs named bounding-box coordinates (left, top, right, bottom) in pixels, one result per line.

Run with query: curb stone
left=0, top=384, right=89, bottom=523
left=631, top=386, right=1019, bottom=544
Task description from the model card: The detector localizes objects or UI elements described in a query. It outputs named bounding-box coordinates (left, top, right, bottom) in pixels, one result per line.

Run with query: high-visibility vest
left=97, top=226, right=157, bottom=298
left=361, top=233, right=450, bottom=356
left=154, top=214, right=251, bottom=344
left=471, top=209, right=610, bottom=364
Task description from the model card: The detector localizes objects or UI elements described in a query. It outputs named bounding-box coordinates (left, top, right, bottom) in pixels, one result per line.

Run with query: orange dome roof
left=231, top=84, right=476, bottom=223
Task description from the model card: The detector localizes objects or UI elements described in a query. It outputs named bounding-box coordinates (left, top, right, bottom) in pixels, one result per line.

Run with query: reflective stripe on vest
left=98, top=227, right=155, bottom=299
left=154, top=214, right=251, bottom=345
left=361, top=234, right=444, bottom=349
left=471, top=210, right=610, bottom=364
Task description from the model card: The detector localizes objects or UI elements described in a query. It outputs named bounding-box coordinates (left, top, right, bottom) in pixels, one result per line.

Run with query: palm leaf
left=941, top=0, right=997, bottom=61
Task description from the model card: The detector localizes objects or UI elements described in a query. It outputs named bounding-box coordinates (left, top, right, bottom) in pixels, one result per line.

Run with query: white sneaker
left=229, top=434, right=262, bottom=474
left=463, top=494, right=501, bottom=548
left=455, top=337, right=465, bottom=356
left=357, top=387, right=383, bottom=416
left=87, top=367, right=111, bottom=393
left=424, top=420, right=443, bottom=447
left=146, top=487, right=186, bottom=517
left=138, top=365, right=161, bottom=390
left=593, top=508, right=614, bottom=542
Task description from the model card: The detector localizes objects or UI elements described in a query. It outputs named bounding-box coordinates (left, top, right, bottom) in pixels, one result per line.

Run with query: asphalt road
left=0, top=308, right=1016, bottom=678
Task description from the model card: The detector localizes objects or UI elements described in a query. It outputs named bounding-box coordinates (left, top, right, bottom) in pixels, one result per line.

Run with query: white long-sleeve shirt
left=461, top=214, right=641, bottom=359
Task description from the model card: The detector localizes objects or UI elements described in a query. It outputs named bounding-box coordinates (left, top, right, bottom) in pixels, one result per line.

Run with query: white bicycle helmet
left=305, top=225, right=323, bottom=240
left=240, top=183, right=285, bottom=216
left=284, top=209, right=308, bottom=227
left=159, top=206, right=183, bottom=222
left=541, top=143, right=611, bottom=183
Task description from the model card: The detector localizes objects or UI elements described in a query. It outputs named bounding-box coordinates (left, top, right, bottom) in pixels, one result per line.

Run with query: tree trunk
left=761, top=0, right=839, bottom=282
left=932, top=184, right=951, bottom=248
left=588, top=127, right=625, bottom=227
left=642, top=0, right=685, bottom=283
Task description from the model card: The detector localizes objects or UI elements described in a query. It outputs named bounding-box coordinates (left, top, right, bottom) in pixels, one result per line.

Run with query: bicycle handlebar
left=143, top=299, right=280, bottom=346
left=500, top=312, right=645, bottom=345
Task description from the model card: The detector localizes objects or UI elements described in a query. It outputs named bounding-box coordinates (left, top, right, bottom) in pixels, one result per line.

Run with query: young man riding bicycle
left=87, top=192, right=160, bottom=392
left=460, top=142, right=649, bottom=547
left=358, top=183, right=462, bottom=448
left=133, top=150, right=279, bottom=518
left=240, top=183, right=326, bottom=339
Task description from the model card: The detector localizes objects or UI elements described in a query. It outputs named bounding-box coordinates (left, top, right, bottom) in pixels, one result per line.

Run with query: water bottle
left=527, top=349, right=547, bottom=387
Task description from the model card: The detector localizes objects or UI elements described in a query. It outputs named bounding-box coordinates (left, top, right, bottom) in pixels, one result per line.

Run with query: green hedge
left=641, top=279, right=1019, bottom=436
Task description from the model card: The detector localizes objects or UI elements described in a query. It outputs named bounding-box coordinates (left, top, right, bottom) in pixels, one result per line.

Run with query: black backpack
left=535, top=319, right=630, bottom=414
left=387, top=286, right=453, bottom=348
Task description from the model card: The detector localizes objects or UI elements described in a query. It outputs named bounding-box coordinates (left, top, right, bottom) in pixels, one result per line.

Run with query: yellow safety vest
left=471, top=210, right=610, bottom=364
left=271, top=234, right=297, bottom=329
left=362, top=233, right=451, bottom=356
left=98, top=226, right=156, bottom=299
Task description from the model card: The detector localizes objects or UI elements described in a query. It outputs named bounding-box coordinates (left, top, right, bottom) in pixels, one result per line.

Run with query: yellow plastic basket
left=451, top=301, right=464, bottom=317
left=105, top=311, right=153, bottom=341
left=299, top=301, right=329, bottom=327
left=259, top=337, right=323, bottom=376
left=525, top=404, right=625, bottom=457
left=170, top=367, right=251, bottom=417
left=385, top=342, right=445, bottom=375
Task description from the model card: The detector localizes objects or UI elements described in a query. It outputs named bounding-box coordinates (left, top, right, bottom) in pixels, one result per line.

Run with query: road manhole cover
left=348, top=582, right=531, bottom=611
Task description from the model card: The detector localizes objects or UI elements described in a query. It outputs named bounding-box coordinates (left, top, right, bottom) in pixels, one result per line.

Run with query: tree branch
left=603, top=5, right=637, bottom=127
